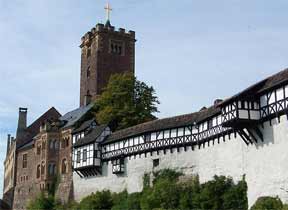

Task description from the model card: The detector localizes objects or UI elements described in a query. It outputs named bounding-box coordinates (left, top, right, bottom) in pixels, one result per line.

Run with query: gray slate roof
left=60, top=104, right=93, bottom=129
left=73, top=125, right=107, bottom=148
left=72, top=118, right=96, bottom=134
left=104, top=106, right=220, bottom=144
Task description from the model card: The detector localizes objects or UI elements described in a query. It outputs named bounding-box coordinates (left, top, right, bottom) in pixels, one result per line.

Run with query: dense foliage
left=26, top=193, right=54, bottom=210
left=27, top=169, right=288, bottom=210
left=250, top=196, right=283, bottom=210
left=94, top=73, right=160, bottom=131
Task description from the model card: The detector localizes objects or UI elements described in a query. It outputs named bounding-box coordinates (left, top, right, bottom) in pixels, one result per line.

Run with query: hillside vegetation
left=27, top=169, right=287, bottom=210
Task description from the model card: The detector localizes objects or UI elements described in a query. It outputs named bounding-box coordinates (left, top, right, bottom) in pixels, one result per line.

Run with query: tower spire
left=104, top=2, right=112, bottom=23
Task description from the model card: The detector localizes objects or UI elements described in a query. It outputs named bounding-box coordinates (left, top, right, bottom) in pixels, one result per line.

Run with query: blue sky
left=0, top=0, right=287, bottom=197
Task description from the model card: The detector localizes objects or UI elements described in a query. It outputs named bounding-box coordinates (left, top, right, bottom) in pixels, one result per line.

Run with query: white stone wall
left=73, top=115, right=288, bottom=207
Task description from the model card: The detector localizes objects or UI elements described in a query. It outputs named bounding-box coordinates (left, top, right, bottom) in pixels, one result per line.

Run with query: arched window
left=65, top=138, right=69, bottom=147
left=48, top=163, right=56, bottom=176
left=62, top=159, right=67, bottom=174
left=41, top=162, right=45, bottom=175
left=36, top=165, right=41, bottom=178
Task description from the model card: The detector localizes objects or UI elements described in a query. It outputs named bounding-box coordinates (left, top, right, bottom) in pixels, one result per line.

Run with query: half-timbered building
left=73, top=68, right=288, bottom=207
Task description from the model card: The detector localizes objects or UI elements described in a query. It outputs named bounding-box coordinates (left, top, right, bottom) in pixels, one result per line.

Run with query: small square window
left=153, top=159, right=159, bottom=168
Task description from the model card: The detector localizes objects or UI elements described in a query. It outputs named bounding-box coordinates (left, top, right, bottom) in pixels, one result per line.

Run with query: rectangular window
left=208, top=120, right=213, bottom=129
left=83, top=149, right=87, bottom=162
left=112, top=158, right=125, bottom=174
left=77, top=151, right=81, bottom=163
left=144, top=133, right=151, bottom=143
left=22, top=154, right=27, bottom=168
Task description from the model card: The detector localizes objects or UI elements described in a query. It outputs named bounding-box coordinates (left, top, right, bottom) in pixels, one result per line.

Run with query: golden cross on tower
left=104, top=2, right=112, bottom=21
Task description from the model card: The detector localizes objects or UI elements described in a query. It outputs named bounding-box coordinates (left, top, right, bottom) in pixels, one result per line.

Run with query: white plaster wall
left=73, top=115, right=288, bottom=207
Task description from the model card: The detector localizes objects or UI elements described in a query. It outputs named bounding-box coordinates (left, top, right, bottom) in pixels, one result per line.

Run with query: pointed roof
left=60, top=104, right=93, bottom=129
left=16, top=107, right=61, bottom=149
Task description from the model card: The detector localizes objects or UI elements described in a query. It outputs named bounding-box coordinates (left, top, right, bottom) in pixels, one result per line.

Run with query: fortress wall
left=73, top=115, right=288, bottom=207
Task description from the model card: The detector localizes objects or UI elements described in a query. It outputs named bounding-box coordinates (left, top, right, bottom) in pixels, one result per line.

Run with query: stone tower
left=79, top=20, right=136, bottom=107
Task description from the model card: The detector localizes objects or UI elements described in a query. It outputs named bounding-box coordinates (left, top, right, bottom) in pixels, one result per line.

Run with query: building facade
left=3, top=15, right=288, bottom=210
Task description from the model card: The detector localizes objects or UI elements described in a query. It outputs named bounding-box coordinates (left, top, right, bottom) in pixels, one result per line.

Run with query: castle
left=3, top=7, right=288, bottom=210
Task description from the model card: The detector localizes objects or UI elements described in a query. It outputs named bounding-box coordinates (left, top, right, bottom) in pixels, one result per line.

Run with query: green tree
left=95, top=73, right=159, bottom=131
left=250, top=196, right=283, bottom=210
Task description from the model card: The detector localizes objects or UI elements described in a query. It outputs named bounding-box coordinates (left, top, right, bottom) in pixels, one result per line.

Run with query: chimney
left=16, top=107, right=28, bottom=139
left=214, top=99, right=223, bottom=106
left=6, top=134, right=11, bottom=155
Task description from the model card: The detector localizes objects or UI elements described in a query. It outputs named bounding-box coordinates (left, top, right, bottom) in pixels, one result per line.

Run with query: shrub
left=78, top=190, right=113, bottom=210
left=152, top=168, right=182, bottom=184
left=178, top=176, right=201, bottom=210
left=26, top=193, right=55, bottom=210
left=141, top=169, right=182, bottom=209
left=199, top=175, right=248, bottom=210
left=111, top=191, right=128, bottom=210
left=250, top=196, right=283, bottom=210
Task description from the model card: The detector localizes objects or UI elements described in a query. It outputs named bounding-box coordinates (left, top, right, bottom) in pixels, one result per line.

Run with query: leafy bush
left=26, top=193, right=55, bottom=210
left=250, top=196, right=283, bottom=210
left=198, top=175, right=248, bottom=210
left=152, top=168, right=182, bottom=184
left=178, top=176, right=201, bottom=210
left=78, top=190, right=113, bottom=210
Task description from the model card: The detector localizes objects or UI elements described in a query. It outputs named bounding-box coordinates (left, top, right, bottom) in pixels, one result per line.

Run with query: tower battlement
left=80, top=23, right=135, bottom=48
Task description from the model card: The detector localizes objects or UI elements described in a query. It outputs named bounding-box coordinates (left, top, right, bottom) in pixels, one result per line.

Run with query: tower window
left=110, top=40, right=124, bottom=55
